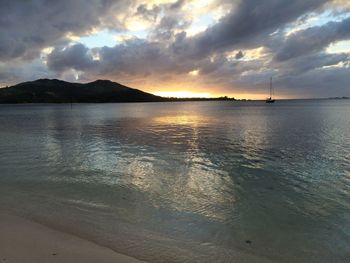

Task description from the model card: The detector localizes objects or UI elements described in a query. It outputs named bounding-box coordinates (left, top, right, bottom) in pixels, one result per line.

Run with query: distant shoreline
left=0, top=98, right=237, bottom=104
left=0, top=97, right=349, bottom=104
left=0, top=79, right=348, bottom=103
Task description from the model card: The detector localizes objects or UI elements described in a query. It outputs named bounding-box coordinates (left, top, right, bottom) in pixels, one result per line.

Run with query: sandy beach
left=0, top=213, right=144, bottom=263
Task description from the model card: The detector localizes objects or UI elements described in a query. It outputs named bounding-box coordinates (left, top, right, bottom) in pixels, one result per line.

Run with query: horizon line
left=0, top=78, right=349, bottom=101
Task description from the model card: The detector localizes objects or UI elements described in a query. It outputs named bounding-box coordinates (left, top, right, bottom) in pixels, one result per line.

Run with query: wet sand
left=0, top=213, right=144, bottom=263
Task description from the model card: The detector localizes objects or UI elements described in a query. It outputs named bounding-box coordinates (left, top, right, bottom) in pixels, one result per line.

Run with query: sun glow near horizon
left=141, top=82, right=279, bottom=99
left=154, top=91, right=212, bottom=98
left=152, top=90, right=273, bottom=100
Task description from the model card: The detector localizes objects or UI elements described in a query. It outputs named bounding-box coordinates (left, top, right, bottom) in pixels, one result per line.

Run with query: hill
left=0, top=79, right=164, bottom=103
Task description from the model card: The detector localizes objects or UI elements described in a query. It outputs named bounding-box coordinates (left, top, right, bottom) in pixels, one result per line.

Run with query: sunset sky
left=0, top=0, right=349, bottom=99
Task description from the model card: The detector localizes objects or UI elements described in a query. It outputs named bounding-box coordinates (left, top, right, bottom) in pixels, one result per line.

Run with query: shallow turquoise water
left=0, top=100, right=349, bottom=262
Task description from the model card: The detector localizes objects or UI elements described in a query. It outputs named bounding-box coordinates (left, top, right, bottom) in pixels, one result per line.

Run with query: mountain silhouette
left=0, top=79, right=164, bottom=103
left=0, top=79, right=236, bottom=103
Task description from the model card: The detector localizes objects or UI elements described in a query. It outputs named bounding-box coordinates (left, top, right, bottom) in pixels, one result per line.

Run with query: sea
left=0, top=100, right=349, bottom=262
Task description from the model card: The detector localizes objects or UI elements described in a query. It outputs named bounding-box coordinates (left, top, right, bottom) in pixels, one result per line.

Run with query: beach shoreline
left=0, top=212, right=144, bottom=263
left=0, top=211, right=277, bottom=263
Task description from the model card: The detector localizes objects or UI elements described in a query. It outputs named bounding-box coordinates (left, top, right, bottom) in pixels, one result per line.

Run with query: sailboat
left=266, top=77, right=275, bottom=103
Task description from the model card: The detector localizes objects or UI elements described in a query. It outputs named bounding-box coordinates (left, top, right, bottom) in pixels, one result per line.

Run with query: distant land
left=0, top=79, right=235, bottom=104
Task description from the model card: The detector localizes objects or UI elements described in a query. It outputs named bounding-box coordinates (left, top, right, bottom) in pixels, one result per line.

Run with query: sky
left=0, top=0, right=350, bottom=99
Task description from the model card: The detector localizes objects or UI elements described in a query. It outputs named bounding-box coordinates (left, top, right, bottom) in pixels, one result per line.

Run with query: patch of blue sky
left=307, top=9, right=350, bottom=26
left=302, top=11, right=350, bottom=53
left=79, top=29, right=148, bottom=48
left=284, top=10, right=350, bottom=35
left=121, top=30, right=148, bottom=40
left=327, top=40, right=350, bottom=53
left=187, top=13, right=215, bottom=35
left=79, top=30, right=116, bottom=48
left=197, top=13, right=216, bottom=26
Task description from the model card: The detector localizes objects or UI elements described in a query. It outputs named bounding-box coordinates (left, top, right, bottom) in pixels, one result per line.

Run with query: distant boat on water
left=266, top=77, right=275, bottom=103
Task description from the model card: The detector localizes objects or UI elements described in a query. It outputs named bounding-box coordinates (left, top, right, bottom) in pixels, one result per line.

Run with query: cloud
left=47, top=44, right=98, bottom=72
left=1, top=0, right=350, bottom=98
left=277, top=52, right=350, bottom=75
left=0, top=59, right=54, bottom=86
left=176, top=0, right=328, bottom=58
left=135, top=3, right=161, bottom=22
left=278, top=65, right=350, bottom=97
left=275, top=17, right=350, bottom=61
left=0, top=0, right=128, bottom=61
left=235, top=50, right=244, bottom=59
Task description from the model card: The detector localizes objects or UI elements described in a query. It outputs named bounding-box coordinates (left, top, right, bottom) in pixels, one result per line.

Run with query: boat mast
left=270, top=77, right=273, bottom=99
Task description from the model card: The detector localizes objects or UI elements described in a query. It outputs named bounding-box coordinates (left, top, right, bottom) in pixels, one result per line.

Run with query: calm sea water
left=0, top=100, right=349, bottom=262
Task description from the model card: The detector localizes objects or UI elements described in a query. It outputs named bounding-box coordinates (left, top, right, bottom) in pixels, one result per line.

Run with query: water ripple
left=0, top=101, right=349, bottom=262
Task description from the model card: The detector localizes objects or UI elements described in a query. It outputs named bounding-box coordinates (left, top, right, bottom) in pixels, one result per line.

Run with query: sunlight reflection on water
left=0, top=100, right=349, bottom=262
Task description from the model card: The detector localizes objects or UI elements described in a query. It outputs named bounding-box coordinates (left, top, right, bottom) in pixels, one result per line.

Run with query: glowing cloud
left=188, top=69, right=200, bottom=76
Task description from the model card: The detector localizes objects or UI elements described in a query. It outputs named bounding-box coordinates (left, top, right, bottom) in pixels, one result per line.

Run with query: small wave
left=64, top=199, right=109, bottom=209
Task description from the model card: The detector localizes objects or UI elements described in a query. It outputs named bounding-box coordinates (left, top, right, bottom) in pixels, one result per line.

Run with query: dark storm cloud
left=98, top=40, right=168, bottom=75
left=0, top=0, right=125, bottom=61
left=45, top=39, right=181, bottom=77
left=47, top=44, right=98, bottom=72
left=277, top=66, right=350, bottom=97
left=276, top=52, right=350, bottom=75
left=0, top=59, right=55, bottom=86
left=275, top=17, right=350, bottom=61
left=97, top=39, right=195, bottom=76
left=179, top=0, right=328, bottom=58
